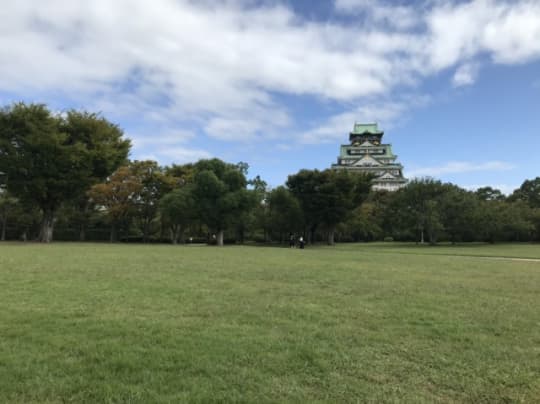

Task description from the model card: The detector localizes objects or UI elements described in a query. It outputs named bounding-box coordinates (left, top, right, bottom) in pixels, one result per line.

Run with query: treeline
left=340, top=178, right=540, bottom=244
left=1, top=103, right=539, bottom=244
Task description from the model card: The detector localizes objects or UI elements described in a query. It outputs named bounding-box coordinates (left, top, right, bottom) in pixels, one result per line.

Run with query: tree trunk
left=309, top=225, right=316, bottom=245
left=160, top=218, right=166, bottom=240
left=327, top=226, right=336, bottom=245
left=79, top=224, right=86, bottom=242
left=39, top=209, right=55, bottom=243
left=1, top=216, right=6, bottom=241
left=110, top=222, right=118, bottom=243
left=216, top=229, right=224, bottom=246
left=178, top=226, right=186, bottom=244
left=429, top=231, right=437, bottom=245
left=79, top=201, right=90, bottom=241
left=142, top=220, right=150, bottom=243
left=171, top=225, right=182, bottom=245
left=420, top=228, right=424, bottom=244
left=170, top=227, right=177, bottom=244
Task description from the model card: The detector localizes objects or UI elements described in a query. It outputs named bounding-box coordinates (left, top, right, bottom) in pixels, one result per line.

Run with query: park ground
left=0, top=242, right=539, bottom=403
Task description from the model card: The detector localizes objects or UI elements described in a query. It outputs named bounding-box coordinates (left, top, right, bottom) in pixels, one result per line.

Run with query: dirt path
left=376, top=250, right=540, bottom=263
left=479, top=256, right=540, bottom=263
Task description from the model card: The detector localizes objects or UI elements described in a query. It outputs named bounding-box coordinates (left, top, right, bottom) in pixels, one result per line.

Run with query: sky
left=1, top=0, right=539, bottom=194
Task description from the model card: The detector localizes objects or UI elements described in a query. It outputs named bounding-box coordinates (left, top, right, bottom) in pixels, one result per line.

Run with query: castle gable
left=353, top=154, right=381, bottom=167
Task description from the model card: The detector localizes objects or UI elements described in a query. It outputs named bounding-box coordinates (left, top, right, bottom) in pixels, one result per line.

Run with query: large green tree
left=266, top=186, right=303, bottom=243
left=439, top=185, right=479, bottom=243
left=509, top=177, right=540, bottom=208
left=287, top=169, right=372, bottom=245
left=192, top=159, right=254, bottom=246
left=0, top=103, right=129, bottom=242
left=159, top=185, right=197, bottom=244
left=60, top=110, right=130, bottom=240
left=390, top=178, right=446, bottom=244
left=477, top=199, right=535, bottom=243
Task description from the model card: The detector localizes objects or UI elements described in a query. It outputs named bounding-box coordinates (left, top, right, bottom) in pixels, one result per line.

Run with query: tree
left=0, top=189, right=18, bottom=241
left=286, top=169, right=324, bottom=243
left=88, top=165, right=142, bottom=242
left=266, top=186, right=303, bottom=243
left=230, top=168, right=266, bottom=244
left=509, top=177, right=540, bottom=208
left=477, top=200, right=535, bottom=243
left=287, top=169, right=372, bottom=245
left=0, top=103, right=129, bottom=242
left=439, top=186, right=479, bottom=243
left=165, top=163, right=196, bottom=186
left=159, top=185, right=197, bottom=244
left=391, top=178, right=446, bottom=244
left=130, top=160, right=175, bottom=242
left=192, top=159, right=254, bottom=246
left=341, top=202, right=384, bottom=242
left=60, top=110, right=130, bottom=240
left=475, top=186, right=506, bottom=201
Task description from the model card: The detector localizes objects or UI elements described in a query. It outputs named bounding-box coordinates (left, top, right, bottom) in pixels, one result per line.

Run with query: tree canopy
left=1, top=102, right=539, bottom=245
left=0, top=103, right=130, bottom=242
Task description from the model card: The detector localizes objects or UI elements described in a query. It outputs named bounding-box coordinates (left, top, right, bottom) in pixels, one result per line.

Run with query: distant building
left=331, top=123, right=407, bottom=191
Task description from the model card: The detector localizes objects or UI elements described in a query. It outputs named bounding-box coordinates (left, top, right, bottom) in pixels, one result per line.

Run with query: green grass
left=0, top=242, right=539, bottom=403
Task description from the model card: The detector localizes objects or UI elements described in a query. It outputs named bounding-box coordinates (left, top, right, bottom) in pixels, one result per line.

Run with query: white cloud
left=300, top=94, right=430, bottom=144
left=152, top=147, right=212, bottom=165
left=0, top=0, right=539, bottom=145
left=130, top=129, right=195, bottom=148
left=453, top=62, right=479, bottom=87
left=425, top=0, right=540, bottom=71
left=407, top=161, right=515, bottom=178
left=129, top=128, right=211, bottom=164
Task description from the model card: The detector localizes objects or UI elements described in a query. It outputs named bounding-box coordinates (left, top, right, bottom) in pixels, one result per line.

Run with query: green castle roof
left=351, top=123, right=383, bottom=135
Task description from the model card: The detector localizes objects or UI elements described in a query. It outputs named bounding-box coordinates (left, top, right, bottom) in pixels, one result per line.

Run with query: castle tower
left=331, top=123, right=407, bottom=191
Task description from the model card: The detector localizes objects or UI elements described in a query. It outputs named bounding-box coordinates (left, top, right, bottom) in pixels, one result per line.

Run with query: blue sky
left=1, top=0, right=539, bottom=193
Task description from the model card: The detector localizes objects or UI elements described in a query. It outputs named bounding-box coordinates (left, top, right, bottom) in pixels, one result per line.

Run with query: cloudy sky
left=1, top=0, right=539, bottom=193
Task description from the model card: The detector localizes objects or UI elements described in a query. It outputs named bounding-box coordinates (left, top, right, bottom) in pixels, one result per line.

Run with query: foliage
left=475, top=186, right=506, bottom=201
left=509, top=176, right=540, bottom=208
left=192, top=158, right=255, bottom=246
left=0, top=103, right=129, bottom=242
left=1, top=101, right=539, bottom=245
left=388, top=178, right=446, bottom=244
left=287, top=169, right=372, bottom=244
left=438, top=185, right=479, bottom=243
left=130, top=160, right=175, bottom=242
left=159, top=185, right=197, bottom=244
left=88, top=165, right=142, bottom=242
left=339, top=202, right=384, bottom=242
left=266, top=186, right=303, bottom=242
left=60, top=110, right=130, bottom=240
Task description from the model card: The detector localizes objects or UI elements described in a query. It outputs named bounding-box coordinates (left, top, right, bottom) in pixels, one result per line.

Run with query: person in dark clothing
left=289, top=233, right=295, bottom=248
left=299, top=236, right=305, bottom=249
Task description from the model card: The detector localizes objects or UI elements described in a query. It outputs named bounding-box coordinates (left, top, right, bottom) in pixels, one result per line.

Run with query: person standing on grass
left=289, top=232, right=295, bottom=248
left=299, top=236, right=305, bottom=249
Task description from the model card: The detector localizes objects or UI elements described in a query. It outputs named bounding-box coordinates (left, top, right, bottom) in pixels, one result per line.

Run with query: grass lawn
left=0, top=242, right=539, bottom=403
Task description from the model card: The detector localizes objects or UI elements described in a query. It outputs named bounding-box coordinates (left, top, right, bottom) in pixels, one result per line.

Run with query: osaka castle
left=331, top=123, right=407, bottom=191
